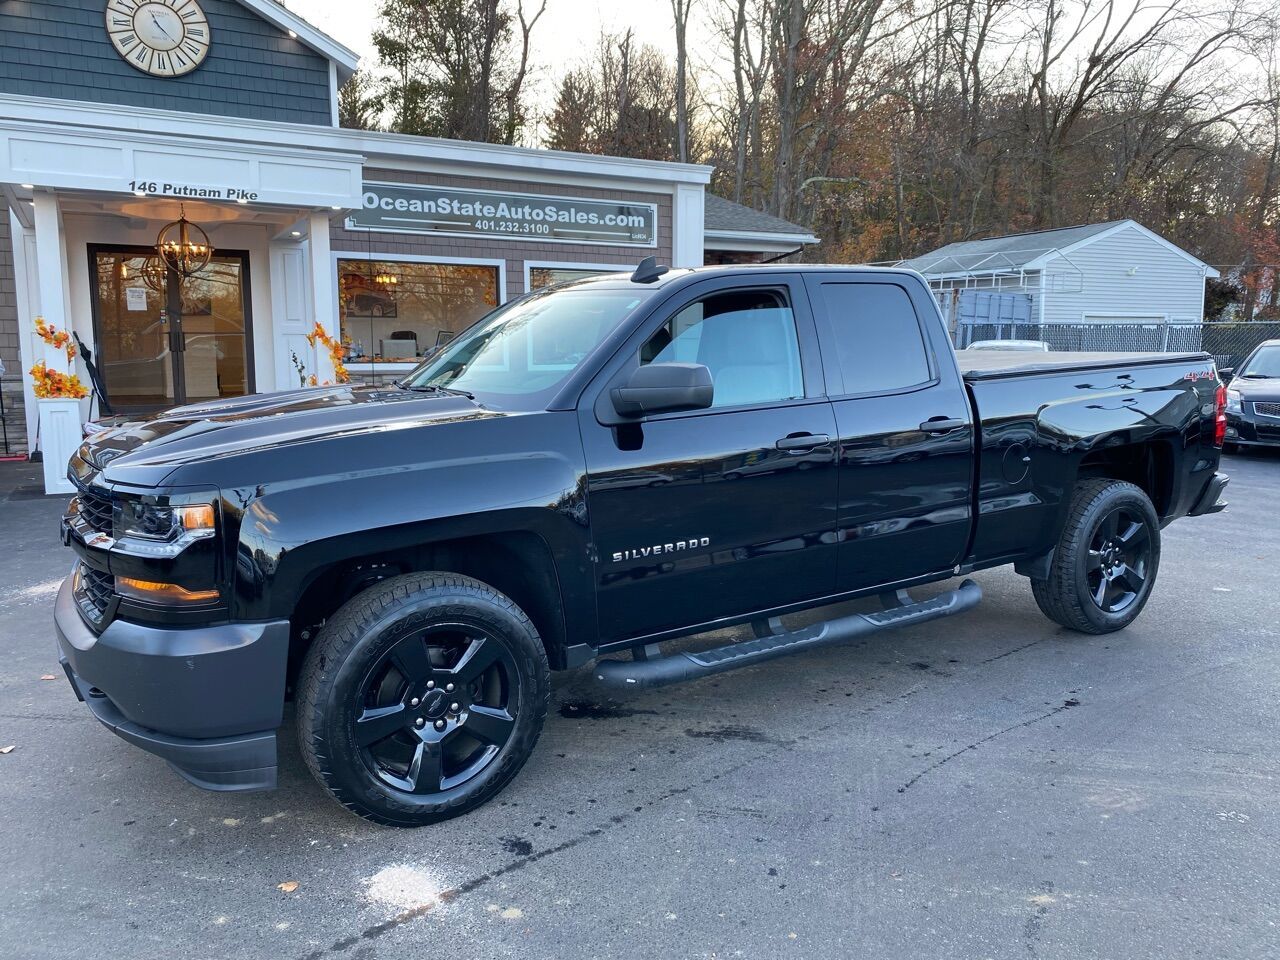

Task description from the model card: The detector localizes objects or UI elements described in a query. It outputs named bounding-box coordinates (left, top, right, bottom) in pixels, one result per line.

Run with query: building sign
left=129, top=180, right=259, bottom=202
left=348, top=182, right=657, bottom=248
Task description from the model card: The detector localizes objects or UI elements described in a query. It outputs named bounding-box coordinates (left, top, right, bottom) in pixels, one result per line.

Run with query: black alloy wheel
left=297, top=572, right=549, bottom=826
left=355, top=624, right=518, bottom=795
left=1084, top=506, right=1152, bottom=615
left=1030, top=478, right=1162, bottom=634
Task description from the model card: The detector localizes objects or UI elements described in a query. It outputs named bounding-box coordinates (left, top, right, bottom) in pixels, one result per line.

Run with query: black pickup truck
left=55, top=262, right=1229, bottom=826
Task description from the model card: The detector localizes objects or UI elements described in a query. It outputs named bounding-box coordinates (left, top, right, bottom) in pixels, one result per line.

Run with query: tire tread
left=295, top=572, right=549, bottom=827
left=1030, top=478, right=1158, bottom=635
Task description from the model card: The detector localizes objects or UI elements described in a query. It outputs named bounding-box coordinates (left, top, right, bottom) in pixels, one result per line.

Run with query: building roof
left=901, top=222, right=1122, bottom=274
left=703, top=194, right=818, bottom=244
left=902, top=219, right=1218, bottom=278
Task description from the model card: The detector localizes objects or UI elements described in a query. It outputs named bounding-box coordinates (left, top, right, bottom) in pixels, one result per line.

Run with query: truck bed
left=957, top=350, right=1213, bottom=381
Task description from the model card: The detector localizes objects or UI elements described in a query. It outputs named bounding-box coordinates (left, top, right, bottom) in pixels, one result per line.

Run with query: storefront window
left=528, top=266, right=614, bottom=290
left=337, top=259, right=500, bottom=363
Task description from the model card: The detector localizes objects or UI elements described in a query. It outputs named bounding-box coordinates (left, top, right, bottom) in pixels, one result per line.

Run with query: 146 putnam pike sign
left=349, top=183, right=658, bottom=247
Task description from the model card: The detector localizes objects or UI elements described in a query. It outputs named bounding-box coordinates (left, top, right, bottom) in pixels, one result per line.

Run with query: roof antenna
left=631, top=256, right=669, bottom=284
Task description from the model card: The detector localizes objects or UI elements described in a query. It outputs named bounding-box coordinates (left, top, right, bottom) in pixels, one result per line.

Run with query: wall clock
left=105, top=0, right=211, bottom=78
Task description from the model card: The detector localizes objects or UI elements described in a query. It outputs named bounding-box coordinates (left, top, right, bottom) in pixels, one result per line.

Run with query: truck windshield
left=1239, top=346, right=1280, bottom=379
left=400, top=285, right=648, bottom=408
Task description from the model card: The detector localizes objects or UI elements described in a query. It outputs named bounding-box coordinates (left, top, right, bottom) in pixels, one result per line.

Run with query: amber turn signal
left=115, top=577, right=219, bottom=605
left=179, top=504, right=216, bottom=531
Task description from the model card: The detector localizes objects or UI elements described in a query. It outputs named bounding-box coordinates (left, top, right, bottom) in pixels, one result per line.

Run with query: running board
left=594, top=579, right=983, bottom=690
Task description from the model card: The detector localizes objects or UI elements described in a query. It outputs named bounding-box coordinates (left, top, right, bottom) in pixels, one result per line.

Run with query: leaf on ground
left=40, top=674, right=57, bottom=681
left=0, top=745, right=15, bottom=755
left=277, top=881, right=299, bottom=893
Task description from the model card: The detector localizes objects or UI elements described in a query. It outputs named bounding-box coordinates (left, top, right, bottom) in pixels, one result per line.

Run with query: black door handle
left=919, top=417, right=967, bottom=434
left=776, top=433, right=830, bottom=451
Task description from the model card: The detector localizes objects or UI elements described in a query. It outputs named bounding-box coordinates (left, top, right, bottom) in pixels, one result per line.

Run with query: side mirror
left=1219, top=367, right=1234, bottom=383
left=611, top=362, right=713, bottom=417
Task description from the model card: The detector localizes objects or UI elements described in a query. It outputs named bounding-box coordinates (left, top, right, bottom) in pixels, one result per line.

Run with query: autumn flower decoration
left=30, top=317, right=88, bottom=400
left=304, top=321, right=352, bottom=385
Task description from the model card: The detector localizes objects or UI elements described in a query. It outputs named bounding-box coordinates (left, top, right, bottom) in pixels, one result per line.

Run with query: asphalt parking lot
left=1, top=450, right=1277, bottom=960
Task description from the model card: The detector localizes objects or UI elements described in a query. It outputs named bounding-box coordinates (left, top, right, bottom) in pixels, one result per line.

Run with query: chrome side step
left=594, top=580, right=982, bottom=690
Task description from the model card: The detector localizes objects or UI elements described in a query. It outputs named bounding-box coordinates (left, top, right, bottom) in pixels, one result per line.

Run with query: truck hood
left=82, top=385, right=494, bottom=482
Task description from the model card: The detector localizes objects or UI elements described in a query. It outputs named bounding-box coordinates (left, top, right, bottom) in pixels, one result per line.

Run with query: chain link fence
left=953, top=321, right=1280, bottom=371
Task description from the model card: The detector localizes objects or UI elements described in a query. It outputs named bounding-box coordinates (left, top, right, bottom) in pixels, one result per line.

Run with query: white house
left=900, top=220, right=1220, bottom=343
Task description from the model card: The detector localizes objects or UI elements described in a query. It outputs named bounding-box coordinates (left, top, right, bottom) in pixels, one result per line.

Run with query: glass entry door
left=90, top=246, right=253, bottom=414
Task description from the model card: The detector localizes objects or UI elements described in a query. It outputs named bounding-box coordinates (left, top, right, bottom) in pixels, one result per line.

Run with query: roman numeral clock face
left=106, top=0, right=211, bottom=77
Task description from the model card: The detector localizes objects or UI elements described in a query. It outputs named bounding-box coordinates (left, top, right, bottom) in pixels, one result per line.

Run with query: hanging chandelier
left=155, top=204, right=213, bottom=278
left=373, top=271, right=399, bottom=287
left=140, top=256, right=168, bottom=293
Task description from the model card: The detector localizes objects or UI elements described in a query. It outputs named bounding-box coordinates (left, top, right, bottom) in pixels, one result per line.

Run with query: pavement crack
left=982, top=638, right=1046, bottom=663
left=299, top=676, right=924, bottom=959
left=897, top=698, right=1081, bottom=794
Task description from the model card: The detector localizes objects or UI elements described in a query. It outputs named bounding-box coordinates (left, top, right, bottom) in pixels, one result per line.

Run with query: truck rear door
left=802, top=273, right=974, bottom=591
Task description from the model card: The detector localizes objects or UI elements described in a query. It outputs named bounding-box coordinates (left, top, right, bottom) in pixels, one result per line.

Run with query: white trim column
left=268, top=239, right=311, bottom=390
left=672, top=182, right=705, bottom=268
left=30, top=191, right=80, bottom=493
left=31, top=191, right=71, bottom=357
left=308, top=210, right=337, bottom=383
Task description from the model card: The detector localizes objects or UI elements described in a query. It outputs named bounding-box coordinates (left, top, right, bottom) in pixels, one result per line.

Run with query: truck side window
left=640, top=289, right=803, bottom=408
left=817, top=282, right=931, bottom=395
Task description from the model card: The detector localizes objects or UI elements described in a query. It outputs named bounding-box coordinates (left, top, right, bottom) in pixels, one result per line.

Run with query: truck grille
left=75, top=489, right=114, bottom=535
left=1254, top=401, right=1280, bottom=420
left=76, top=565, right=114, bottom=624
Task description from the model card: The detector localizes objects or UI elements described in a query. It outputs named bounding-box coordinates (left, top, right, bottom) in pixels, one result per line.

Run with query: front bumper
left=54, top=575, right=290, bottom=792
left=1226, top=411, right=1280, bottom=447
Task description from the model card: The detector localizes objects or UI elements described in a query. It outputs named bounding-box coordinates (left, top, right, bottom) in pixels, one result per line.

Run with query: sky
left=284, top=0, right=694, bottom=107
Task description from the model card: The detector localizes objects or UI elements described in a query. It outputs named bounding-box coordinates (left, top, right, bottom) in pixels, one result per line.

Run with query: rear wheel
left=1031, top=479, right=1161, bottom=634
left=296, top=572, right=549, bottom=826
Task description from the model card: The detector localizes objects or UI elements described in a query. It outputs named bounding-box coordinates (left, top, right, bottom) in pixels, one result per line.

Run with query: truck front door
left=579, top=275, right=839, bottom=643
left=803, top=274, right=975, bottom=591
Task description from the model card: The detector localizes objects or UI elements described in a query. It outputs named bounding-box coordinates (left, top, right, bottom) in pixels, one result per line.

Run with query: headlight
left=113, top=500, right=216, bottom=556
left=1226, top=389, right=1242, bottom=414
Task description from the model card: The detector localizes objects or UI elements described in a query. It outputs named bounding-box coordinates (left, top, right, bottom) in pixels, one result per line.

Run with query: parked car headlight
left=1225, top=389, right=1242, bottom=414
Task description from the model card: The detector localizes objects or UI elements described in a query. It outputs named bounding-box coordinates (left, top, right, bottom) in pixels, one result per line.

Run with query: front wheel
left=296, top=572, right=549, bottom=826
left=1031, top=479, right=1161, bottom=634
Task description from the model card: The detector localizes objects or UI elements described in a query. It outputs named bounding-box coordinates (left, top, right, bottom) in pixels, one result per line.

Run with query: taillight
left=1213, top=383, right=1226, bottom=448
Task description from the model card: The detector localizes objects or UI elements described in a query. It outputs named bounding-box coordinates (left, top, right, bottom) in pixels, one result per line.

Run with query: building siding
left=331, top=169, right=674, bottom=299
left=0, top=0, right=331, bottom=125
left=0, top=213, right=15, bottom=376
left=1040, top=224, right=1208, bottom=325
left=0, top=211, right=25, bottom=454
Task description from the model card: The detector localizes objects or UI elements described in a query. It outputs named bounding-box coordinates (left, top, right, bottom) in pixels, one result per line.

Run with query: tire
left=296, top=572, right=549, bottom=827
left=1030, top=479, right=1161, bottom=635
left=1221, top=442, right=1238, bottom=455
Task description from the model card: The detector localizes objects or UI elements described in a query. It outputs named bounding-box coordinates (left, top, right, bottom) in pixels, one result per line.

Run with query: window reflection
left=337, top=259, right=500, bottom=365
left=528, top=266, right=613, bottom=290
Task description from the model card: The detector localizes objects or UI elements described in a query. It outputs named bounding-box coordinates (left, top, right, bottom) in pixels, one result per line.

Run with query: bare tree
left=372, top=0, right=545, bottom=144
left=504, top=0, right=547, bottom=144
left=671, top=0, right=696, bottom=162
